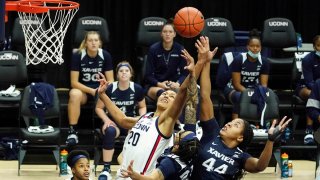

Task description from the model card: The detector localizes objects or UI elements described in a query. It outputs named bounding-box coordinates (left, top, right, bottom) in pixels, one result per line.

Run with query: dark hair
left=231, top=119, right=253, bottom=180
left=313, top=35, right=320, bottom=46
left=247, top=28, right=261, bottom=45
left=67, top=150, right=90, bottom=168
left=176, top=138, right=200, bottom=164
left=238, top=119, right=253, bottom=151
left=162, top=18, right=176, bottom=32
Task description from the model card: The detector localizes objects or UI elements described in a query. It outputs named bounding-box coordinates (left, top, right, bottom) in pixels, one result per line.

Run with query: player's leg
left=66, top=89, right=88, bottom=145
left=99, top=125, right=120, bottom=179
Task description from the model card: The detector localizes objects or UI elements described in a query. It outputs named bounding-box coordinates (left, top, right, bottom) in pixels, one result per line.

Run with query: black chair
left=238, top=88, right=281, bottom=170
left=18, top=84, right=61, bottom=175
left=0, top=51, right=28, bottom=127
left=73, top=16, right=110, bottom=48
left=201, top=17, right=235, bottom=126
left=136, top=17, right=167, bottom=111
left=239, top=88, right=279, bottom=125
left=261, top=17, right=297, bottom=91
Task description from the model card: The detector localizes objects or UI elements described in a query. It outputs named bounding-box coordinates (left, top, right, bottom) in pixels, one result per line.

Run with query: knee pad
left=103, top=126, right=116, bottom=150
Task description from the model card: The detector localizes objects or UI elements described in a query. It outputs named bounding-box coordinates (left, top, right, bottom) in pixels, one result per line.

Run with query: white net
left=17, top=1, right=79, bottom=65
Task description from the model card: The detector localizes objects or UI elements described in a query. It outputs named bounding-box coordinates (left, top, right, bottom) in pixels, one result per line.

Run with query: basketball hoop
left=6, top=0, right=79, bottom=65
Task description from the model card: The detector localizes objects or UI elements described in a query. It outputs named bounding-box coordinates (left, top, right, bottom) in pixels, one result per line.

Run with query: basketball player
left=119, top=45, right=207, bottom=179
left=66, top=31, right=114, bottom=146
left=95, top=61, right=146, bottom=179
left=295, top=35, right=320, bottom=144
left=66, top=150, right=91, bottom=180
left=224, top=29, right=270, bottom=119
left=97, top=36, right=215, bottom=179
left=144, top=20, right=188, bottom=101
left=191, top=38, right=291, bottom=179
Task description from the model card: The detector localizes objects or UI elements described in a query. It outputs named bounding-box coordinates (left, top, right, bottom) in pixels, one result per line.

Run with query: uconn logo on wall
left=0, top=53, right=19, bottom=60
left=144, top=21, right=165, bottom=26
left=207, top=18, right=227, bottom=27
left=268, top=21, right=289, bottom=27
left=82, top=19, right=102, bottom=25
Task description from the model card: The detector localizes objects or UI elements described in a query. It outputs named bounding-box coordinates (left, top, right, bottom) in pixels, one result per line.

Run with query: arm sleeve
left=135, top=84, right=145, bottom=102
left=102, top=50, right=113, bottom=71
left=156, top=157, right=180, bottom=179
left=302, top=56, right=314, bottom=89
left=231, top=56, right=242, bottom=73
left=260, top=58, right=270, bottom=75
left=144, top=49, right=159, bottom=86
left=199, top=119, right=220, bottom=141
left=70, top=53, right=80, bottom=71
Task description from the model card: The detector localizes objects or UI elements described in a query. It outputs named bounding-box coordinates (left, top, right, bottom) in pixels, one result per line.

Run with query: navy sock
left=69, top=125, right=78, bottom=133
left=103, top=162, right=111, bottom=172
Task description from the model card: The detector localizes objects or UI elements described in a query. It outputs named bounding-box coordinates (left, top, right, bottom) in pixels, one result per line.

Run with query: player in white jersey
left=97, top=36, right=215, bottom=179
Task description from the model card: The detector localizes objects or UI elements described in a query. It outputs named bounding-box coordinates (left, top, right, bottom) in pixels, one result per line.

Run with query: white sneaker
left=0, top=85, right=16, bottom=96
left=28, top=125, right=54, bottom=133
left=98, top=170, right=112, bottom=180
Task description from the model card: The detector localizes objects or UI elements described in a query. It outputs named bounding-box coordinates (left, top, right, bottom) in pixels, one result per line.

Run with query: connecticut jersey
left=231, top=53, right=269, bottom=89
left=156, top=150, right=193, bottom=180
left=106, top=81, right=144, bottom=117
left=191, top=119, right=251, bottom=180
left=117, top=113, right=172, bottom=179
left=71, top=48, right=113, bottom=88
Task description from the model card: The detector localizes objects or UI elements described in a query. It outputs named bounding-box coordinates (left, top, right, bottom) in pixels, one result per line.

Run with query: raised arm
left=158, top=37, right=217, bottom=137
left=244, top=116, right=291, bottom=172
left=97, top=73, right=139, bottom=129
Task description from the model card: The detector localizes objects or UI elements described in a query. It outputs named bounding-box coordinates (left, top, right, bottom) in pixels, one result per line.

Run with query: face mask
left=248, top=50, right=260, bottom=59
left=316, top=51, right=320, bottom=57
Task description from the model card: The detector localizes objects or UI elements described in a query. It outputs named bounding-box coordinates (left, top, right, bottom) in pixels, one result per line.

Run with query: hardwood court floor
left=0, top=160, right=316, bottom=180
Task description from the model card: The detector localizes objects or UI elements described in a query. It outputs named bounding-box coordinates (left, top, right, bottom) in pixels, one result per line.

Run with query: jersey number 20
left=127, top=131, right=140, bottom=146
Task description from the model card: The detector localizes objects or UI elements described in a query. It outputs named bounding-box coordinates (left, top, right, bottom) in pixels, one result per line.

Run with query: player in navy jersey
left=191, top=38, right=291, bottom=180
left=96, top=36, right=215, bottom=179
left=295, top=35, right=320, bottom=144
left=224, top=29, right=270, bottom=119
left=144, top=21, right=188, bottom=101
left=66, top=31, right=114, bottom=146
left=95, top=61, right=146, bottom=179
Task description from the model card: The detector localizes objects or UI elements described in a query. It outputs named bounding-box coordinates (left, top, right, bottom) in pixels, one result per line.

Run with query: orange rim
left=6, top=0, right=79, bottom=13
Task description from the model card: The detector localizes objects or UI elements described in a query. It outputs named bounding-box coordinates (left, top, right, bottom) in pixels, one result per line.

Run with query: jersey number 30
left=202, top=158, right=228, bottom=174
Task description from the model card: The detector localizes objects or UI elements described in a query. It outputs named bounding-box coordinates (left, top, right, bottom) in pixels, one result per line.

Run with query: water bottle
left=281, top=127, right=291, bottom=144
left=297, top=33, right=302, bottom=48
left=288, top=160, right=293, bottom=177
left=281, top=152, right=289, bottom=178
left=60, top=149, right=68, bottom=175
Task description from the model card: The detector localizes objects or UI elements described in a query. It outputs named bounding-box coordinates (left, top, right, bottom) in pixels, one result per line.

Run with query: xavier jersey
left=71, top=48, right=113, bottom=88
left=106, top=81, right=144, bottom=117
left=191, top=119, right=251, bottom=180
left=231, top=53, right=269, bottom=89
left=157, top=150, right=193, bottom=180
left=117, top=113, right=172, bottom=179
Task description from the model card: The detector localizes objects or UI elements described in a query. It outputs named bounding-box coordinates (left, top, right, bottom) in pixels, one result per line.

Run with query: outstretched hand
left=181, top=49, right=195, bottom=74
left=96, top=72, right=110, bottom=94
left=120, top=160, right=135, bottom=178
left=268, top=116, right=292, bottom=142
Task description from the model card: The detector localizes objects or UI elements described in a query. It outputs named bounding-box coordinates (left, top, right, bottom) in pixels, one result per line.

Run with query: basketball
left=173, top=7, right=204, bottom=38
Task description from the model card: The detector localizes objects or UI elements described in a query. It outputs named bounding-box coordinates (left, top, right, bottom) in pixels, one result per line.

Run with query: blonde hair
left=78, top=31, right=102, bottom=52
left=116, top=61, right=134, bottom=80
